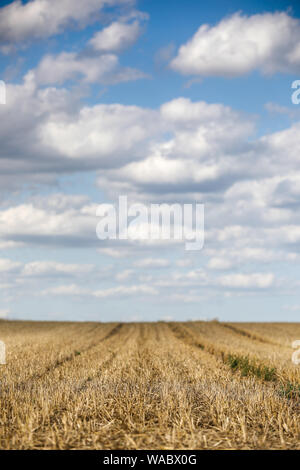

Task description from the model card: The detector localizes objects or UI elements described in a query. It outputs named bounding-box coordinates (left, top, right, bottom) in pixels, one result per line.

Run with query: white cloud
left=0, top=0, right=131, bottom=46
left=169, top=292, right=204, bottom=303
left=219, top=273, right=274, bottom=289
left=42, top=284, right=90, bottom=296
left=175, top=258, right=193, bottom=267
left=115, top=269, right=133, bottom=281
left=2, top=5, right=300, bottom=319
left=207, top=257, right=234, bottom=270
left=206, top=246, right=299, bottom=265
left=0, top=78, right=300, bottom=309
left=35, top=52, right=114, bottom=84
left=0, top=256, right=104, bottom=281
left=154, top=43, right=176, bottom=67
left=89, top=20, right=141, bottom=52
left=34, top=51, right=147, bottom=86
left=0, top=77, right=160, bottom=191
left=171, top=12, right=300, bottom=77
left=265, top=102, right=300, bottom=120
left=0, top=308, right=9, bottom=319
left=2, top=86, right=254, bottom=192
left=159, top=269, right=208, bottom=287
left=38, top=100, right=160, bottom=162
left=94, top=284, right=158, bottom=298
left=97, top=97, right=256, bottom=197
left=32, top=193, right=90, bottom=211
left=25, top=10, right=147, bottom=86
left=134, top=258, right=170, bottom=268
left=0, top=241, right=23, bottom=249
left=0, top=258, right=21, bottom=273
left=0, top=201, right=98, bottom=246
left=22, top=261, right=95, bottom=277
left=98, top=247, right=134, bottom=258
left=43, top=283, right=158, bottom=298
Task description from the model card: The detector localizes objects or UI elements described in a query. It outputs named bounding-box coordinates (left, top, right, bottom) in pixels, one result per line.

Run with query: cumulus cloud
left=175, top=258, right=193, bottom=268
left=207, top=257, right=234, bottom=270
left=167, top=293, right=196, bottom=303
left=42, top=284, right=90, bottom=297
left=1, top=74, right=300, bottom=310
left=43, top=283, right=158, bottom=298
left=32, top=13, right=148, bottom=86
left=0, top=75, right=159, bottom=192
left=34, top=51, right=147, bottom=86
left=171, top=12, right=300, bottom=77
left=19, top=7, right=148, bottom=85
left=219, top=273, right=274, bottom=289
left=4, top=86, right=254, bottom=197
left=0, top=195, right=200, bottom=252
left=94, top=284, right=158, bottom=298
left=2, top=86, right=300, bottom=262
left=97, top=97, right=256, bottom=198
left=22, top=261, right=95, bottom=277
left=98, top=247, right=134, bottom=258
left=0, top=0, right=131, bottom=47
left=115, top=269, right=133, bottom=281
left=0, top=256, right=117, bottom=303
left=2, top=86, right=300, bottom=281
left=0, top=82, right=258, bottom=196
left=0, top=308, right=10, bottom=319
left=0, top=200, right=98, bottom=247
left=0, top=257, right=103, bottom=279
left=134, top=258, right=170, bottom=268
left=3, top=5, right=300, bottom=319
left=206, top=246, right=299, bottom=266
left=0, top=258, right=22, bottom=273
left=89, top=20, right=141, bottom=52
left=265, top=102, right=300, bottom=120
left=39, top=101, right=159, bottom=162
left=33, top=51, right=147, bottom=85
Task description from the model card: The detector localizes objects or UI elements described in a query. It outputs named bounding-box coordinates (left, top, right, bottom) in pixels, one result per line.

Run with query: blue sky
left=0, top=0, right=300, bottom=322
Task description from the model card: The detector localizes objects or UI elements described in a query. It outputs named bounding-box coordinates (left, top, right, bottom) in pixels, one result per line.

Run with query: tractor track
left=221, top=323, right=279, bottom=346
left=9, top=323, right=123, bottom=391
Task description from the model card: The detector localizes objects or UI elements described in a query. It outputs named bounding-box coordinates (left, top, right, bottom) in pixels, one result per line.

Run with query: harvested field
left=0, top=321, right=299, bottom=450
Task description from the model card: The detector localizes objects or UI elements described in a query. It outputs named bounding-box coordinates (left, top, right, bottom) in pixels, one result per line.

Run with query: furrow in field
left=136, top=324, right=300, bottom=449
left=168, top=322, right=300, bottom=389
left=1, top=322, right=107, bottom=384
left=1, top=322, right=300, bottom=450
left=0, top=324, right=133, bottom=449
left=92, top=322, right=299, bottom=450
left=27, top=324, right=140, bottom=449
left=75, top=324, right=134, bottom=393
left=234, top=323, right=300, bottom=348
left=221, top=323, right=278, bottom=346
left=0, top=323, right=120, bottom=391
left=88, top=323, right=241, bottom=449
left=187, top=322, right=294, bottom=371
